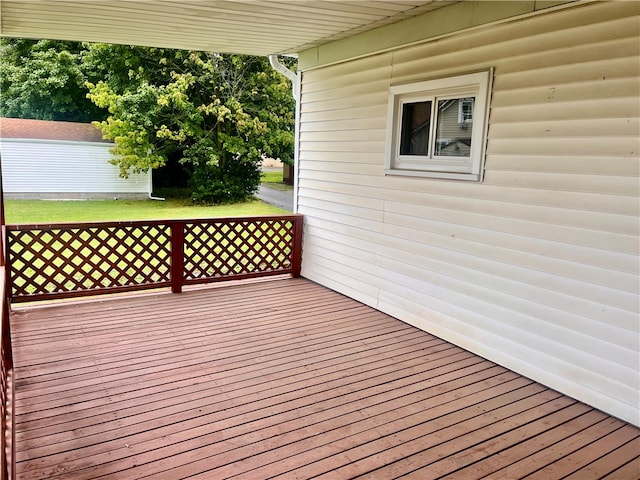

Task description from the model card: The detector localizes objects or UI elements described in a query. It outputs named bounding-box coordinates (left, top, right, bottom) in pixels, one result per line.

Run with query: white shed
left=0, top=118, right=150, bottom=199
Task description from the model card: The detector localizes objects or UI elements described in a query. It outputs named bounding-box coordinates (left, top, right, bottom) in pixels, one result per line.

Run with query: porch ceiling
left=0, top=0, right=457, bottom=56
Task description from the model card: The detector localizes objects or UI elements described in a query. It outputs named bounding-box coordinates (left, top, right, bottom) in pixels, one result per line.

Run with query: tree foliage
left=86, top=47, right=295, bottom=204
left=0, top=39, right=296, bottom=204
left=0, top=39, right=105, bottom=122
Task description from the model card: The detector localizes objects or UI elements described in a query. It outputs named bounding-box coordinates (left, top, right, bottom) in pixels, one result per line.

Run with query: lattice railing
left=182, top=218, right=297, bottom=284
left=7, top=222, right=172, bottom=301
left=5, top=215, right=302, bottom=302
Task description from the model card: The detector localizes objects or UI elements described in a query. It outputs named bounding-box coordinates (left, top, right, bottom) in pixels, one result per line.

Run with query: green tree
left=0, top=39, right=105, bottom=122
left=0, top=40, right=295, bottom=203
left=86, top=47, right=295, bottom=204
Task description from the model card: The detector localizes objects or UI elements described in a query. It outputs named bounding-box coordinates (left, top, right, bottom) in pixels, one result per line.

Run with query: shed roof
left=0, top=118, right=108, bottom=143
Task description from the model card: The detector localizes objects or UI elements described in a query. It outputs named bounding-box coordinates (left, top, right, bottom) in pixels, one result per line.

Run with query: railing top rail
left=6, top=213, right=303, bottom=231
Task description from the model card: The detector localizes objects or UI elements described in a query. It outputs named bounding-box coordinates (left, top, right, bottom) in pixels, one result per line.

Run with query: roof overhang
left=0, top=0, right=458, bottom=56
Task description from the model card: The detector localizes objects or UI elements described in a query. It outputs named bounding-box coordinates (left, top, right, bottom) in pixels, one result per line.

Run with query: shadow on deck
left=9, top=277, right=640, bottom=479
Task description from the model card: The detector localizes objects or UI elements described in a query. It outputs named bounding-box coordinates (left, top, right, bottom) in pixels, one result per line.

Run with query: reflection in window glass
left=435, top=98, right=474, bottom=157
left=400, top=101, right=431, bottom=155
left=458, top=98, right=474, bottom=124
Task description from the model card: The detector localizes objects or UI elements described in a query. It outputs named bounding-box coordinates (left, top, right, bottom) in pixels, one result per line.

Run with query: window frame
left=384, top=70, right=492, bottom=181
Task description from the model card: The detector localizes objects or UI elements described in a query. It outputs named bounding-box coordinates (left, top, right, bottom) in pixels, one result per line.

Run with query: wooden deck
left=9, top=277, right=639, bottom=479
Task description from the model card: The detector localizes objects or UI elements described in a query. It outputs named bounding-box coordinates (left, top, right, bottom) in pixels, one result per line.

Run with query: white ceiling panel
left=0, top=0, right=458, bottom=55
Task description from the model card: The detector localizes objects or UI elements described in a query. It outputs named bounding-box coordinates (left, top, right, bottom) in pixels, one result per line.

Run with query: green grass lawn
left=261, top=170, right=283, bottom=183
left=5, top=198, right=288, bottom=224
left=261, top=170, right=293, bottom=191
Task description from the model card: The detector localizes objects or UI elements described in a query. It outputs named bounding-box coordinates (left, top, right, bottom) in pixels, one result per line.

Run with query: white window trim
left=384, top=70, right=493, bottom=182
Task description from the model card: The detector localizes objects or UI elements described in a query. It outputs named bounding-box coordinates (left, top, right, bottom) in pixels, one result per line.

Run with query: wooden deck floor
left=9, top=277, right=640, bottom=479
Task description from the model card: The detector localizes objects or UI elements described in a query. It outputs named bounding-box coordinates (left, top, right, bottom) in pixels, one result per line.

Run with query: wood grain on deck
left=10, top=278, right=640, bottom=479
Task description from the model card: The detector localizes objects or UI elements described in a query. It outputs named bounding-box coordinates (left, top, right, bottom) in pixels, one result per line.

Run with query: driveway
left=257, top=184, right=293, bottom=211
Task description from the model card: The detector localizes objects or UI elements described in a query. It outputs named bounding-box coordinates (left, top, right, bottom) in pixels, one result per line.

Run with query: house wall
left=1, top=138, right=150, bottom=199
left=296, top=1, right=640, bottom=425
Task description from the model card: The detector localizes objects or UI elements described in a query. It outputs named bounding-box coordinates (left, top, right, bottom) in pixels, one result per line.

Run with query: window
left=385, top=70, right=492, bottom=181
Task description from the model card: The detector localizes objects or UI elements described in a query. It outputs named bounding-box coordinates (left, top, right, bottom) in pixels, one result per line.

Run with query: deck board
left=10, top=277, right=640, bottom=479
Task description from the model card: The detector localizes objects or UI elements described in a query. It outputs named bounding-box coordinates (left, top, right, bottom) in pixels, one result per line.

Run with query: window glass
left=385, top=70, right=492, bottom=181
left=434, top=97, right=474, bottom=157
left=399, top=101, right=431, bottom=156
left=458, top=97, right=474, bottom=123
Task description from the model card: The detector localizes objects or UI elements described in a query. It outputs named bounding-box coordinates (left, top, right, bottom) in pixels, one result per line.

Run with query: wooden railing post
left=291, top=215, right=303, bottom=278
left=170, top=221, right=185, bottom=294
left=1, top=152, right=6, bottom=269
left=0, top=267, right=14, bottom=480
left=0, top=154, right=13, bottom=480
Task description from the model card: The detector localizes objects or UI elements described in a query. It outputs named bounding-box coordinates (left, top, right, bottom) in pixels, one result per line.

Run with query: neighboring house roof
left=0, top=118, right=109, bottom=143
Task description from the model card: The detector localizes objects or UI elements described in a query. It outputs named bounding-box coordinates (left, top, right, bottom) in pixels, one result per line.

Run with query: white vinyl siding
left=297, top=1, right=640, bottom=426
left=1, top=138, right=150, bottom=197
